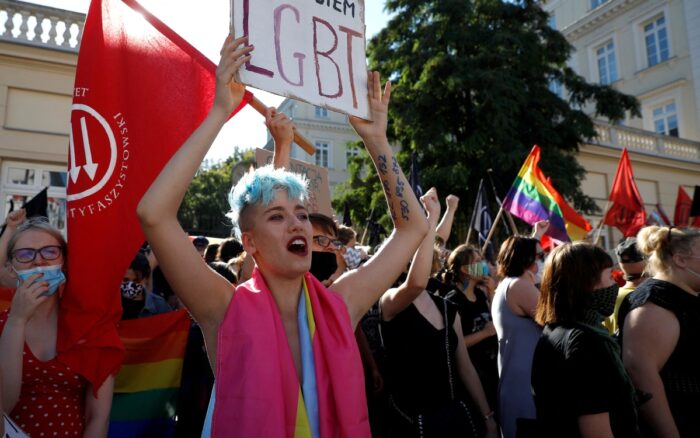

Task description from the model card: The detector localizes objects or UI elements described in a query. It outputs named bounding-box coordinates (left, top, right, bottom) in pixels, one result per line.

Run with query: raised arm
left=0, top=209, right=26, bottom=267
left=332, top=72, right=429, bottom=327
left=137, top=36, right=252, bottom=333
left=266, top=107, right=294, bottom=169
left=380, top=188, right=439, bottom=321
left=436, top=194, right=458, bottom=243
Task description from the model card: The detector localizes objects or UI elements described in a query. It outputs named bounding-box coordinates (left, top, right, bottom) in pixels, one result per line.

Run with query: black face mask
left=310, top=251, right=338, bottom=282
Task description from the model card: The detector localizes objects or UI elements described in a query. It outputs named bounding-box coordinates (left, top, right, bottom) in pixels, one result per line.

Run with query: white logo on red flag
left=67, top=102, right=130, bottom=218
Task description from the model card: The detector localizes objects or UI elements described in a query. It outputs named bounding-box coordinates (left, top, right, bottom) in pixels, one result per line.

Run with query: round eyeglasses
left=12, top=245, right=62, bottom=263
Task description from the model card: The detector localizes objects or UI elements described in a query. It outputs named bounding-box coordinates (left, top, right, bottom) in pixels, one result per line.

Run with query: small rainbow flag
left=503, top=145, right=592, bottom=242
left=108, top=309, right=190, bottom=437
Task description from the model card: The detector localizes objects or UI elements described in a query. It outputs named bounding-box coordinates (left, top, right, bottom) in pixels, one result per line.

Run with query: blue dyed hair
left=227, top=165, right=308, bottom=238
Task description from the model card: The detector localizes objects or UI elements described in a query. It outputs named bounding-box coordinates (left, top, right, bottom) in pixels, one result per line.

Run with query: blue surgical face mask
left=15, top=265, right=66, bottom=297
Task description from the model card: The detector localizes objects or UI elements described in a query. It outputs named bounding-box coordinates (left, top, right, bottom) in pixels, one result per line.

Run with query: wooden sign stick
left=247, top=94, right=316, bottom=155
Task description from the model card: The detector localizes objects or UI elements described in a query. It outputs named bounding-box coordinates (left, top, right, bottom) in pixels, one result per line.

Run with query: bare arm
left=463, top=321, right=496, bottom=347
left=0, top=273, right=49, bottom=411
left=454, top=315, right=498, bottom=437
left=137, top=36, right=251, bottom=337
left=332, top=72, right=429, bottom=327
left=380, top=188, right=439, bottom=321
left=83, top=375, right=114, bottom=438
left=266, top=107, right=294, bottom=169
left=623, top=303, right=680, bottom=438
left=436, top=194, right=458, bottom=243
left=578, top=413, right=614, bottom=438
left=0, top=209, right=26, bottom=267
left=506, top=276, right=539, bottom=318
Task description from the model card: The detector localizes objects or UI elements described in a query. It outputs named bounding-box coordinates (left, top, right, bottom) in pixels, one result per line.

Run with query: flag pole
left=465, top=179, right=483, bottom=245
left=486, top=169, right=518, bottom=235
left=360, top=207, right=375, bottom=246
left=482, top=207, right=505, bottom=254
left=592, top=200, right=611, bottom=246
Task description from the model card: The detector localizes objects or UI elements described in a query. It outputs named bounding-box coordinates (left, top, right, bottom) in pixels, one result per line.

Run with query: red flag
left=603, top=149, right=646, bottom=237
left=63, top=0, right=249, bottom=391
left=673, top=186, right=700, bottom=227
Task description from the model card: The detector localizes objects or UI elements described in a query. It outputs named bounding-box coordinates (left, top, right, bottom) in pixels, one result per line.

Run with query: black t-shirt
left=531, top=324, right=640, bottom=438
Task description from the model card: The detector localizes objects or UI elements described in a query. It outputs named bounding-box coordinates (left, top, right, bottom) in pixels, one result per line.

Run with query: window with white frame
left=345, top=147, right=359, bottom=169
left=315, top=106, right=328, bottom=119
left=652, top=102, right=679, bottom=137
left=1, top=161, right=68, bottom=234
left=596, top=40, right=617, bottom=85
left=591, top=0, right=608, bottom=10
left=315, top=141, right=330, bottom=168
left=644, top=15, right=669, bottom=67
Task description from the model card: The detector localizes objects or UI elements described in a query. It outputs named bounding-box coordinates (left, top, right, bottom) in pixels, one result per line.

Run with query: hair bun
left=636, top=225, right=667, bottom=256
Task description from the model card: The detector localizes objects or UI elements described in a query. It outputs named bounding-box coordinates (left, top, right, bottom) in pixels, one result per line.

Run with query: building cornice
left=561, top=0, right=645, bottom=40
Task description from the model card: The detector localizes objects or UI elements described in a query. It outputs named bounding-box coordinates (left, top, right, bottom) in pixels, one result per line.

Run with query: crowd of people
left=0, top=34, right=699, bottom=438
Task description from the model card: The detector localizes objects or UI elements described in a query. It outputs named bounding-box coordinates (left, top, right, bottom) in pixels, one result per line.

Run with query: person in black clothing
left=532, top=242, right=640, bottom=438
left=380, top=188, right=497, bottom=438
left=443, top=244, right=499, bottom=412
left=620, top=226, right=700, bottom=437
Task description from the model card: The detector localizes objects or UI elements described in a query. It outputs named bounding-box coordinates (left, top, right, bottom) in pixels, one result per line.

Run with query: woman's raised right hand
left=8, top=273, right=49, bottom=324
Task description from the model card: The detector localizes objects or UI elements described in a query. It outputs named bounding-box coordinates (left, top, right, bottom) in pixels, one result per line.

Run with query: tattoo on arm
left=382, top=179, right=391, bottom=197
left=400, top=200, right=410, bottom=221
left=395, top=179, right=405, bottom=198
left=378, top=155, right=388, bottom=175
left=391, top=157, right=400, bottom=175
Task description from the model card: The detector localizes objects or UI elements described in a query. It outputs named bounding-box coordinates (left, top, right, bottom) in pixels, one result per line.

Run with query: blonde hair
left=636, top=226, right=700, bottom=276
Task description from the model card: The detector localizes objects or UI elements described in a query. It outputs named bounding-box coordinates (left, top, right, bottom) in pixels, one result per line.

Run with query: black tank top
left=381, top=293, right=461, bottom=416
left=620, top=279, right=700, bottom=436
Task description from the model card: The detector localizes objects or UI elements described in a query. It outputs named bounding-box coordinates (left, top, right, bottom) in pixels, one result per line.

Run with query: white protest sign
left=3, top=415, right=30, bottom=438
left=232, top=0, right=370, bottom=119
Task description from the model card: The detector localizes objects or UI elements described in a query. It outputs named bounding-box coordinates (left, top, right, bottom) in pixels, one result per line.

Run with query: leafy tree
left=334, top=0, right=640, bottom=245
left=178, top=147, right=255, bottom=237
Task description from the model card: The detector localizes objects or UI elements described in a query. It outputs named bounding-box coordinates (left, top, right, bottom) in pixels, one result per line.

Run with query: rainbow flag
left=108, top=309, right=190, bottom=437
left=503, top=145, right=592, bottom=242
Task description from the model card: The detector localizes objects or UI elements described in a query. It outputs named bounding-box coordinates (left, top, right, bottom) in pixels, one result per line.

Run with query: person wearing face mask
left=0, top=211, right=114, bottom=437
left=308, top=213, right=345, bottom=285
left=603, top=237, right=648, bottom=335
left=491, top=235, right=543, bottom=438
left=443, top=245, right=499, bottom=413
left=619, top=226, right=700, bottom=438
left=531, top=242, right=640, bottom=438
left=120, top=252, right=151, bottom=320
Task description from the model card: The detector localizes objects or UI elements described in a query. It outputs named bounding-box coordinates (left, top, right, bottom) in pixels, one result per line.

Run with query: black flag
left=408, top=151, right=423, bottom=199
left=23, top=187, right=49, bottom=218
left=470, top=179, right=494, bottom=258
left=691, top=185, right=700, bottom=217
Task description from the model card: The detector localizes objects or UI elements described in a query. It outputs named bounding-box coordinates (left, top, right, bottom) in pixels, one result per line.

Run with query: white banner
left=232, top=0, right=369, bottom=119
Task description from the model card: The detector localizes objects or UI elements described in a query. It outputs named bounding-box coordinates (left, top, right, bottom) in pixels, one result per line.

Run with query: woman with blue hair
left=137, top=35, right=428, bottom=437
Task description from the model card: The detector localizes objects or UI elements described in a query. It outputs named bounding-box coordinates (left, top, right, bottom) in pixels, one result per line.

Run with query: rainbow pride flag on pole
left=503, top=145, right=592, bottom=242
left=108, top=309, right=190, bottom=437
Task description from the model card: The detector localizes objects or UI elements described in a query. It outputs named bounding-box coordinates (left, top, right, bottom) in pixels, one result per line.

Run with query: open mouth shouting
left=287, top=237, right=308, bottom=256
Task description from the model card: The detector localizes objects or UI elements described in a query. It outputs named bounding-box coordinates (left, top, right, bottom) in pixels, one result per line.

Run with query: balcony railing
left=0, top=0, right=84, bottom=52
left=592, top=122, right=700, bottom=163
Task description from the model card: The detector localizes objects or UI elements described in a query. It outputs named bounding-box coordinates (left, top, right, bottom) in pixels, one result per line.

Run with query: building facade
left=543, top=0, right=700, bottom=141
left=0, top=0, right=83, bottom=233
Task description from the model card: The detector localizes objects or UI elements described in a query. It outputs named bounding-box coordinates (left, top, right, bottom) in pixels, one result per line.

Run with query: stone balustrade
left=0, top=0, right=84, bottom=52
left=592, top=122, right=700, bottom=163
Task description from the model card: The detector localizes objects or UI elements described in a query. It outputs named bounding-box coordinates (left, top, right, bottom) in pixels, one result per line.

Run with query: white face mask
left=533, top=260, right=544, bottom=284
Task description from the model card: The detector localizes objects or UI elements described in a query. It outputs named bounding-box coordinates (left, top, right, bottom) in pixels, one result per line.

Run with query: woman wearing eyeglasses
left=491, top=235, right=543, bottom=438
left=308, top=213, right=346, bottom=285
left=0, top=211, right=113, bottom=437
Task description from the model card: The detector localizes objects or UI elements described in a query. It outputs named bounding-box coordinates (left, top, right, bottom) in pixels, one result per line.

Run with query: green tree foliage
left=178, top=148, right=255, bottom=237
left=334, top=0, right=640, bottom=244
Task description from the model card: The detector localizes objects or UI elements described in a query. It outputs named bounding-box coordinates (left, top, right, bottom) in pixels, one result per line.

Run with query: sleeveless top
left=0, top=311, right=87, bottom=437
left=491, top=277, right=542, bottom=438
left=381, top=293, right=462, bottom=416
left=620, top=278, right=700, bottom=437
